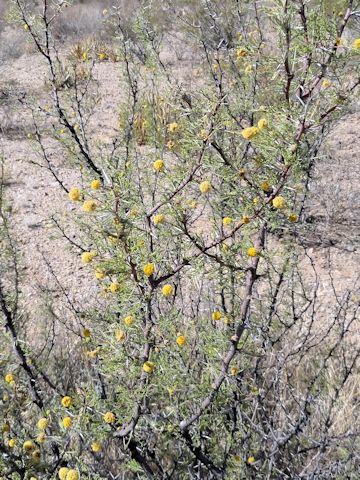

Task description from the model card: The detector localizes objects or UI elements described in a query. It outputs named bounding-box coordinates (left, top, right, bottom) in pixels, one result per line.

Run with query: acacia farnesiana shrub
left=1, top=0, right=360, bottom=478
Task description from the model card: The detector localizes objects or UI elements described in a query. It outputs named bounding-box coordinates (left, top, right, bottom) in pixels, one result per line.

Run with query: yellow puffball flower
left=162, top=284, right=174, bottom=297
left=236, top=47, right=248, bottom=58
left=189, top=200, right=197, bottom=209
left=115, top=329, right=126, bottom=341
left=322, top=79, right=331, bottom=88
left=95, top=268, right=106, bottom=279
left=62, top=416, right=72, bottom=428
left=272, top=195, right=286, bottom=209
left=66, top=470, right=79, bottom=480
left=124, top=315, right=135, bottom=326
left=23, top=440, right=35, bottom=452
left=8, top=438, right=16, bottom=448
left=143, top=361, right=155, bottom=373
left=37, top=417, right=49, bottom=430
left=90, top=179, right=101, bottom=190
left=82, top=199, right=97, bottom=212
left=82, top=52, right=88, bottom=61
left=83, top=328, right=91, bottom=339
left=241, top=126, right=259, bottom=140
left=247, top=456, right=256, bottom=465
left=61, top=396, right=73, bottom=408
left=153, top=159, right=164, bottom=171
left=103, top=411, right=116, bottom=424
left=3, top=422, right=10, bottom=433
left=99, top=52, right=107, bottom=61
left=222, top=217, right=232, bottom=226
left=30, top=477, right=38, bottom=480
left=167, top=122, right=178, bottom=133
left=257, top=118, right=268, bottom=130
left=91, top=441, right=102, bottom=452
left=81, top=251, right=96, bottom=264
left=352, top=38, right=360, bottom=49
left=176, top=335, right=186, bottom=346
left=231, top=366, right=239, bottom=376
left=247, top=247, right=257, bottom=257
left=166, top=140, right=175, bottom=150
left=199, top=180, right=211, bottom=193
left=32, top=449, right=41, bottom=463
left=4, top=373, right=14, bottom=383
left=212, top=310, right=222, bottom=321
left=36, top=433, right=46, bottom=443
left=261, top=181, right=271, bottom=192
left=68, top=187, right=81, bottom=201
left=242, top=215, right=250, bottom=224
left=58, top=467, right=69, bottom=480
left=109, top=282, right=120, bottom=293
left=143, top=263, right=155, bottom=277
left=288, top=213, right=298, bottom=223
left=152, top=214, right=165, bottom=225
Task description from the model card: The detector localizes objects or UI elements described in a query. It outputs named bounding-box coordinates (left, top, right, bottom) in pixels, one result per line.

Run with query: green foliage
left=1, top=0, right=360, bottom=479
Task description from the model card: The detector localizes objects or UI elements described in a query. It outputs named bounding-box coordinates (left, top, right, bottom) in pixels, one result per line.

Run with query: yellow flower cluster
left=222, top=217, right=232, bottom=226
left=241, top=126, right=259, bottom=140
left=247, top=247, right=257, bottom=257
left=90, top=179, right=101, bottom=190
left=37, top=417, right=49, bottom=430
left=236, top=47, right=248, bottom=58
left=353, top=38, right=360, bottom=49
left=143, top=361, right=155, bottom=373
left=199, top=181, right=211, bottom=193
left=110, top=282, right=120, bottom=293
left=81, top=251, right=97, bottom=264
left=68, top=187, right=81, bottom=201
left=212, top=310, right=222, bottom=321
left=91, top=441, right=102, bottom=452
left=61, top=396, right=73, bottom=408
left=257, top=118, right=268, bottom=130
left=167, top=122, right=178, bottom=133
left=261, top=181, right=271, bottom=192
left=153, top=214, right=165, bottom=225
left=83, top=328, right=91, bottom=339
left=58, top=469, right=79, bottom=480
left=23, top=440, right=35, bottom=452
left=103, top=411, right=116, bottom=424
left=124, top=315, right=135, bottom=326
left=95, top=268, right=106, bottom=279
left=162, top=284, right=173, bottom=297
left=62, top=416, right=72, bottom=428
left=143, top=263, right=155, bottom=277
left=8, top=438, right=16, bottom=448
left=115, top=329, right=126, bottom=341
left=272, top=196, right=285, bottom=209
left=153, top=159, right=164, bottom=171
left=4, top=373, right=14, bottom=383
left=82, top=199, right=97, bottom=212
left=176, top=335, right=186, bottom=346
